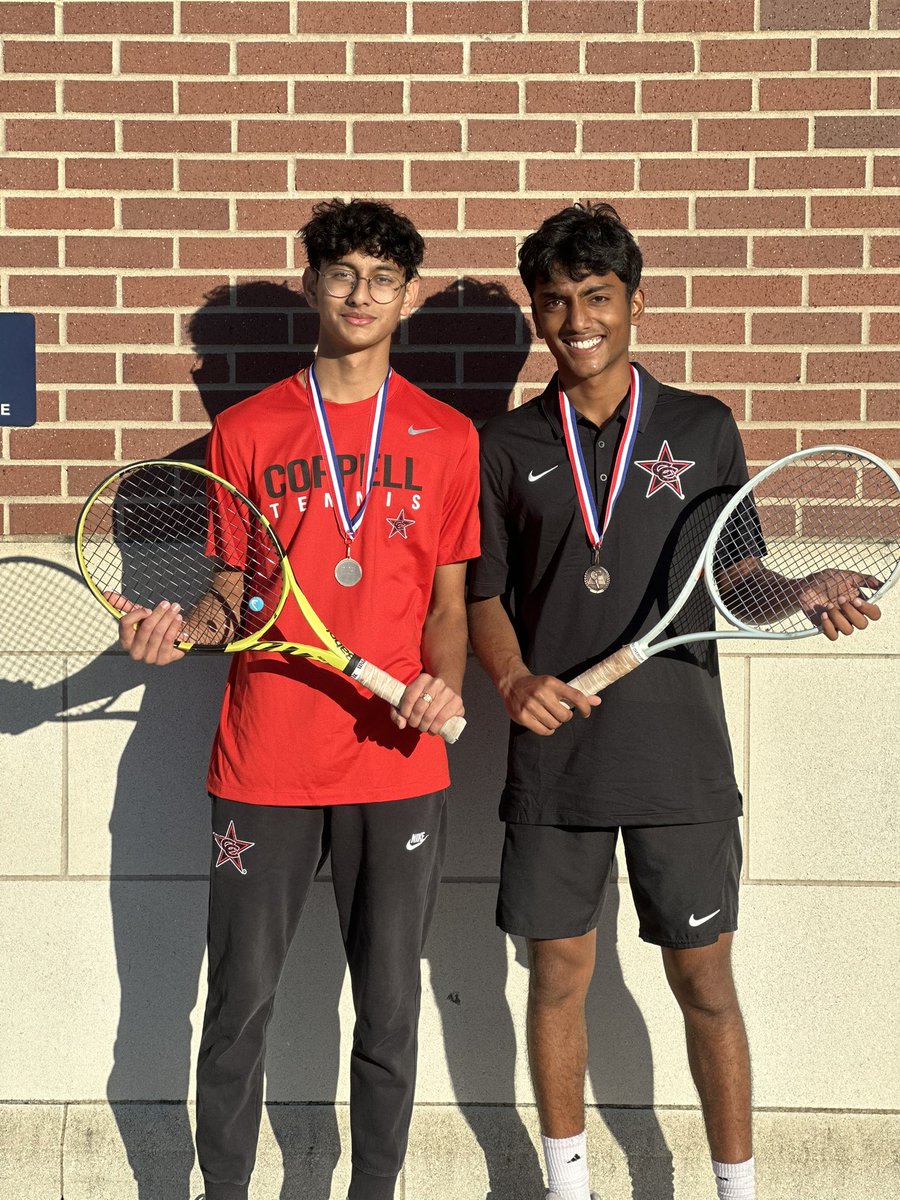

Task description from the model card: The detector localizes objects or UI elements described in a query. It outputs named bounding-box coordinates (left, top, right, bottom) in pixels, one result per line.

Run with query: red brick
left=525, top=159, right=635, bottom=193
left=870, top=237, right=900, bottom=267
left=530, top=1, right=636, bottom=32
left=296, top=81, right=403, bottom=114
left=8, top=274, right=116, bottom=307
left=65, top=80, right=173, bottom=112
left=697, top=196, right=806, bottom=230
left=424, top=236, right=518, bottom=269
left=760, top=77, right=871, bottom=112
left=463, top=348, right=557, bottom=383
left=412, top=2, right=520, bottom=34
left=64, top=2, right=172, bottom=33
left=645, top=0, right=754, bottom=32
left=65, top=157, right=174, bottom=191
left=407, top=310, right=518, bottom=346
left=636, top=312, right=744, bottom=345
left=122, top=353, right=196, bottom=384
left=69, top=391, right=174, bottom=423
left=526, top=81, right=635, bottom=114
left=122, top=275, right=228, bottom=308
left=644, top=79, right=751, bottom=113
left=0, top=80, right=56, bottom=111
left=296, top=157, right=404, bottom=193
left=9, top=504, right=85, bottom=535
left=699, top=118, right=808, bottom=151
left=586, top=39, right=694, bottom=73
left=9, top=427, right=117, bottom=459
left=881, top=0, right=900, bottom=28
left=604, top=198, right=689, bottom=230
left=818, top=36, right=900, bottom=69
left=867, top=391, right=900, bottom=420
left=68, top=313, right=173, bottom=345
left=411, top=159, right=518, bottom=193
left=0, top=3, right=55, bottom=33
left=463, top=199, right=578, bottom=232
left=878, top=77, right=900, bottom=107
left=235, top=199, right=315, bottom=232
left=692, top=274, right=803, bottom=307
left=180, top=81, right=288, bottom=115
left=640, top=237, right=749, bottom=269
left=870, top=313, right=900, bottom=344
left=122, top=119, right=231, bottom=153
left=755, top=156, right=867, bottom=190
left=180, top=158, right=289, bottom=194
left=760, top=0, right=869, bottom=29
left=6, top=197, right=113, bottom=230
left=121, top=198, right=230, bottom=231
left=0, top=465, right=62, bottom=495
left=4, top=39, right=112, bottom=72
left=354, top=41, right=463, bottom=75
left=179, top=237, right=287, bottom=270
left=693, top=351, right=801, bottom=383
left=411, top=82, right=518, bottom=115
left=627, top=351, right=686, bottom=383
left=65, top=235, right=173, bottom=269
left=238, top=119, right=345, bottom=154
left=751, top=388, right=861, bottom=421
left=807, top=352, right=900, bottom=384
left=380, top=198, right=459, bottom=231
left=0, top=158, right=58, bottom=190
left=640, top=275, right=688, bottom=308
left=700, top=37, right=811, bottom=72
left=300, top=1, right=405, bottom=32
left=0, top=236, right=59, bottom=267
left=353, top=120, right=461, bottom=154
left=809, top=274, right=899, bottom=306
left=181, top=1, right=289, bottom=34
left=33, top=313, right=60, bottom=343
left=752, top=312, right=861, bottom=345
left=236, top=41, right=346, bottom=74
left=6, top=118, right=114, bottom=152
left=469, top=119, right=576, bottom=153
left=739, top=429, right=799, bottom=462
left=461, top=276, right=528, bottom=306
left=470, top=41, right=580, bottom=74
left=812, top=196, right=900, bottom=228
left=639, top=157, right=749, bottom=192
left=816, top=116, right=900, bottom=149
left=583, top=119, right=692, bottom=153
left=121, top=40, right=230, bottom=74
left=121, top=427, right=209, bottom=458
left=752, top=236, right=862, bottom=269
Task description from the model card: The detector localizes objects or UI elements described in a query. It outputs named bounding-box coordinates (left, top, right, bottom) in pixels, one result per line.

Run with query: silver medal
left=583, top=563, right=610, bottom=594
left=335, top=556, right=363, bottom=587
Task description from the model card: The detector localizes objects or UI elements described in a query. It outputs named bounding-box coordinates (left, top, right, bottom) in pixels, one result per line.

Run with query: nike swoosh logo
left=408, top=425, right=438, bottom=436
left=689, top=909, right=721, bottom=927
left=406, top=833, right=429, bottom=851
left=528, top=465, right=559, bottom=482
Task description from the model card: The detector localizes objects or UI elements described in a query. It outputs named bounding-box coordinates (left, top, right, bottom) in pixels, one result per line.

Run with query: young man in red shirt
left=119, top=198, right=480, bottom=1200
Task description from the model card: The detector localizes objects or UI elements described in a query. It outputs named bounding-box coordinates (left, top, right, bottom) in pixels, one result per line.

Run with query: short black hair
left=518, top=202, right=643, bottom=298
left=299, top=198, right=424, bottom=281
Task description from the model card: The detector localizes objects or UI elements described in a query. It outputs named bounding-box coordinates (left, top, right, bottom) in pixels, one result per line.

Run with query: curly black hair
left=298, top=198, right=425, bottom=280
left=518, top=202, right=643, bottom=298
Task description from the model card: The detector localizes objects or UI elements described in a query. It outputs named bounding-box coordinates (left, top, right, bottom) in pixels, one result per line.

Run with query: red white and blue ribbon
left=559, top=363, right=642, bottom=554
left=307, top=361, right=390, bottom=549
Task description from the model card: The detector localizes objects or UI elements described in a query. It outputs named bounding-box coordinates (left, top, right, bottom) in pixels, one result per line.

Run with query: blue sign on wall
left=0, top=313, right=37, bottom=427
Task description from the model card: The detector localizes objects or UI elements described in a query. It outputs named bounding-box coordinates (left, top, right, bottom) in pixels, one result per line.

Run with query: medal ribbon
left=306, top=362, right=390, bottom=550
left=559, top=363, right=642, bottom=552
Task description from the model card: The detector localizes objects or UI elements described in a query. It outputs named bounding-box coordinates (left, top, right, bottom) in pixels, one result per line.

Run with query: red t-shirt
left=205, top=368, right=481, bottom=806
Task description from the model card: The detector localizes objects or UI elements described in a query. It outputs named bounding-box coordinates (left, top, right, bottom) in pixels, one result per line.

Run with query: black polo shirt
left=469, top=362, right=748, bottom=828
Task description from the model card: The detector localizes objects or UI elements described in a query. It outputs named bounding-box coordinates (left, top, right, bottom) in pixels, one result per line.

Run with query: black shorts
left=496, top=818, right=741, bottom=949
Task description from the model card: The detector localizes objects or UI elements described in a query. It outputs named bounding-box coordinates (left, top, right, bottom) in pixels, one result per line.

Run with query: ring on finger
left=421, top=692, right=434, bottom=704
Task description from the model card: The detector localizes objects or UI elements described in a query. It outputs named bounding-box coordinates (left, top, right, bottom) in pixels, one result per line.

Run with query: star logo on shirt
left=635, top=440, right=695, bottom=499
left=213, top=820, right=255, bottom=875
left=386, top=508, right=416, bottom=539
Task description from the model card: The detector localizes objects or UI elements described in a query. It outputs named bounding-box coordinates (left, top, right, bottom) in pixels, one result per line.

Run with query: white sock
left=542, top=1131, right=591, bottom=1200
left=713, top=1156, right=756, bottom=1200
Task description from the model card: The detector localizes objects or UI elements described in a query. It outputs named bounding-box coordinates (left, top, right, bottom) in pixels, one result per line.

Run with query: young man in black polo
left=467, top=202, right=880, bottom=1200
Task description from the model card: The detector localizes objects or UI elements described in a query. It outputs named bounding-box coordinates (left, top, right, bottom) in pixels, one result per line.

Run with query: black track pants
left=196, top=792, right=447, bottom=1200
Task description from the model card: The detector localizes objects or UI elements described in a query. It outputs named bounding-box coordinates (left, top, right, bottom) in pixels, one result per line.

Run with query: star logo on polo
left=213, top=820, right=255, bottom=875
left=635, top=440, right=695, bottom=499
left=386, top=508, right=416, bottom=539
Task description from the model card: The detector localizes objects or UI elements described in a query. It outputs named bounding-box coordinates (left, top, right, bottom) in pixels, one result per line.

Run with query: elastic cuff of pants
left=347, top=1166, right=399, bottom=1200
left=201, top=1181, right=250, bottom=1200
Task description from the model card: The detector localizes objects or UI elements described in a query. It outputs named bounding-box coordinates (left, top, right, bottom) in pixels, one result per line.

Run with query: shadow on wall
left=0, top=278, right=669, bottom=1200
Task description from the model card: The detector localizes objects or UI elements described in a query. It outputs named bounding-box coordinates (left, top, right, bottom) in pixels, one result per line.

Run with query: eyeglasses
left=315, top=267, right=406, bottom=304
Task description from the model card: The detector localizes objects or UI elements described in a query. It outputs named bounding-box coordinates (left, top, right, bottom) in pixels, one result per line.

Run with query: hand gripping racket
left=568, top=445, right=900, bottom=696
left=75, top=460, right=466, bottom=743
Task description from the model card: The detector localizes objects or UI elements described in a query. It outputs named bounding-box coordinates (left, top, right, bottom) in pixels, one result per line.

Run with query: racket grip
left=568, top=643, right=643, bottom=695
left=350, top=659, right=466, bottom=744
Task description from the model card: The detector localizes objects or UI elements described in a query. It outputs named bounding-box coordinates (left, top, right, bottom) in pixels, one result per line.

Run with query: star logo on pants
left=213, top=820, right=255, bottom=875
left=386, top=508, right=416, bottom=539
left=635, top=440, right=695, bottom=499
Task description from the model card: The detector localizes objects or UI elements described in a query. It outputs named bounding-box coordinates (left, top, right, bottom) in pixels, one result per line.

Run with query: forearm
left=466, top=595, right=529, bottom=696
left=421, top=602, right=468, bottom=694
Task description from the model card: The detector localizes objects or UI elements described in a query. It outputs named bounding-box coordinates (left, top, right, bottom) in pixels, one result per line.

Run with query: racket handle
left=568, top=643, right=644, bottom=695
left=350, top=659, right=466, bottom=744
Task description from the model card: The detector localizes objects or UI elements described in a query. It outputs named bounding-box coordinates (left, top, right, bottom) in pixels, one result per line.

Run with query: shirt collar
left=537, top=360, right=660, bottom=438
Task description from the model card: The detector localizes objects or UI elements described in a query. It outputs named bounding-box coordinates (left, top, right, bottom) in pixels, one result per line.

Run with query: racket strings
left=712, top=450, right=900, bottom=634
left=79, top=464, right=283, bottom=647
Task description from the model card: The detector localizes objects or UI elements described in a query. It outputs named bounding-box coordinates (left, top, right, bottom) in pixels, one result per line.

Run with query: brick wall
left=1, top=0, right=899, bottom=536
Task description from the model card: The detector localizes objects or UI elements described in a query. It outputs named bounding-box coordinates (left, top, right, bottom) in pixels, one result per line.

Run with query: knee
left=528, top=936, right=595, bottom=1009
left=664, top=948, right=740, bottom=1020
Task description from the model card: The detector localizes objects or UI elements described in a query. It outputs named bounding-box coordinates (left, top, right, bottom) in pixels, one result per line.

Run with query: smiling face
left=302, top=249, right=419, bottom=359
left=531, top=268, right=644, bottom=394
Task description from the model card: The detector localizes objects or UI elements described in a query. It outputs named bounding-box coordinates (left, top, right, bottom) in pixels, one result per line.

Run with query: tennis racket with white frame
left=568, top=445, right=900, bottom=696
left=75, top=459, right=466, bottom=743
